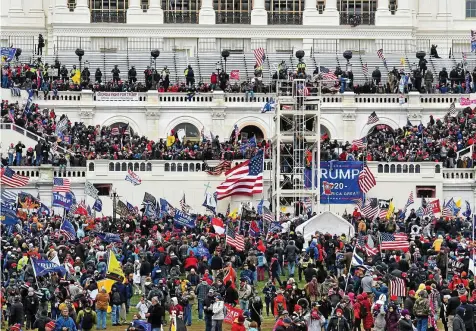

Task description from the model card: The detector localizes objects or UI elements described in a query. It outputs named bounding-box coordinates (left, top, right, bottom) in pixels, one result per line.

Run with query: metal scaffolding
left=271, top=78, right=322, bottom=218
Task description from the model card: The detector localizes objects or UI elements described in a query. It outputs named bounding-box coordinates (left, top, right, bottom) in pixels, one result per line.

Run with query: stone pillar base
left=199, top=8, right=216, bottom=24
left=251, top=9, right=267, bottom=25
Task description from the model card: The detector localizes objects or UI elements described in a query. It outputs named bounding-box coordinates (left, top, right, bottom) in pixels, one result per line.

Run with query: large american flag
left=357, top=234, right=379, bottom=256
left=358, top=165, right=376, bottom=193
left=179, top=193, right=191, bottom=213
left=362, top=198, right=379, bottom=218
left=53, top=178, right=71, bottom=192
left=377, top=49, right=385, bottom=60
left=352, top=137, right=367, bottom=149
left=367, top=111, right=379, bottom=125
left=1, top=167, right=29, bottom=187
left=254, top=48, right=266, bottom=67
left=380, top=232, right=409, bottom=250
left=362, top=63, right=369, bottom=77
left=205, top=160, right=232, bottom=175
left=216, top=151, right=264, bottom=200
left=389, top=277, right=407, bottom=297
left=319, top=66, right=338, bottom=80
left=226, top=225, right=245, bottom=251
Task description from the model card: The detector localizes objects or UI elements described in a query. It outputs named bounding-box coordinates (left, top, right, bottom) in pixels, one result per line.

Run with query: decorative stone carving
left=342, top=111, right=356, bottom=121
left=211, top=112, right=226, bottom=119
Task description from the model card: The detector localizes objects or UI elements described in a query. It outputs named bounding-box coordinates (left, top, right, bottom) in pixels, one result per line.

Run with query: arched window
left=109, top=162, right=114, bottom=171
left=134, top=163, right=139, bottom=171
left=378, top=164, right=383, bottom=173
left=173, top=123, right=200, bottom=142
left=190, top=163, right=194, bottom=171
left=171, top=163, right=176, bottom=171
left=89, top=163, right=95, bottom=171
left=128, top=163, right=133, bottom=170
left=231, top=124, right=265, bottom=143
left=108, top=121, right=135, bottom=136
left=115, top=163, right=120, bottom=171
left=140, top=163, right=145, bottom=171
left=397, top=164, right=402, bottom=173
left=435, top=165, right=441, bottom=173
left=384, top=164, right=389, bottom=173
left=415, top=165, right=421, bottom=173
left=165, top=163, right=170, bottom=171
left=183, top=163, right=189, bottom=171
left=121, top=162, right=127, bottom=171
left=409, top=164, right=415, bottom=173
left=390, top=164, right=396, bottom=173
left=177, top=163, right=183, bottom=172
left=147, top=163, right=152, bottom=171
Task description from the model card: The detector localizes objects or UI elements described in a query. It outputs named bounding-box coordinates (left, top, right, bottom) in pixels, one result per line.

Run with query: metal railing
left=0, top=123, right=67, bottom=154
left=163, top=11, right=199, bottom=23
left=339, top=12, right=375, bottom=26
left=91, top=11, right=127, bottom=23
left=268, top=12, right=303, bottom=25
left=216, top=12, right=251, bottom=24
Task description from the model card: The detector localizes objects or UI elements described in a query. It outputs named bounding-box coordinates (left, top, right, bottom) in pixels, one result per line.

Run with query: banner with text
left=224, top=304, right=244, bottom=325
left=304, top=161, right=363, bottom=204
left=95, top=92, right=139, bottom=101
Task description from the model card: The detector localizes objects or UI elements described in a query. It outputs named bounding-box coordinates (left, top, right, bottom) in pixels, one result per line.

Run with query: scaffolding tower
left=271, top=78, right=322, bottom=218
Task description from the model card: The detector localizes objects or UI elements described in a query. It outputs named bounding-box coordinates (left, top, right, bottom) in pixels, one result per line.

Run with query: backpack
left=81, top=310, right=94, bottom=330
left=112, top=291, right=122, bottom=305
left=360, top=304, right=368, bottom=318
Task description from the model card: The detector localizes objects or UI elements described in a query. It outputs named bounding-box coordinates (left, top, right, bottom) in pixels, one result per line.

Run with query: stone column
left=251, top=0, right=267, bottom=25
left=417, top=0, right=432, bottom=18
left=148, top=0, right=164, bottom=22
left=396, top=0, right=410, bottom=14
left=342, top=110, right=356, bottom=143
left=28, top=0, right=44, bottom=13
left=54, top=0, right=68, bottom=12
left=9, top=0, right=24, bottom=15
left=437, top=0, right=451, bottom=18
left=73, top=0, right=90, bottom=23
left=302, top=0, right=318, bottom=25
left=199, top=0, right=216, bottom=24
left=320, top=0, right=338, bottom=25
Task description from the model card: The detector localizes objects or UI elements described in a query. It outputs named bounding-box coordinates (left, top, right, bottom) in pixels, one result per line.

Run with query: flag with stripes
left=353, top=198, right=364, bottom=210
left=358, top=165, right=376, bottom=193
left=111, top=127, right=120, bottom=135
left=352, top=137, right=367, bottom=149
left=380, top=232, right=409, bottom=250
left=125, top=169, right=141, bottom=185
left=51, top=142, right=58, bottom=154
left=60, top=219, right=76, bottom=241
left=362, top=63, right=369, bottom=77
left=53, top=178, right=71, bottom=192
left=0, top=167, right=29, bottom=187
left=389, top=277, right=406, bottom=297
left=263, top=206, right=275, bottom=223
left=361, top=198, right=379, bottom=218
left=448, top=101, right=457, bottom=117
left=319, top=66, right=338, bottom=80
left=124, top=124, right=131, bottom=135
left=405, top=191, right=414, bottom=208
left=226, top=225, right=245, bottom=251
left=367, top=111, right=379, bottom=125
left=1, top=190, right=18, bottom=205
left=233, top=124, right=240, bottom=144
left=85, top=181, right=99, bottom=199
left=365, top=235, right=379, bottom=256
left=216, top=150, right=264, bottom=200
left=143, top=192, right=157, bottom=206
left=226, top=203, right=230, bottom=217
left=205, top=160, right=232, bottom=176
left=254, top=48, right=266, bottom=67
left=55, top=116, right=69, bottom=135
left=377, top=49, right=385, bottom=60
left=180, top=193, right=191, bottom=213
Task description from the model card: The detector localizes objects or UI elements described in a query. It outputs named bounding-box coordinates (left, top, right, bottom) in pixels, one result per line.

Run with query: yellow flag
left=456, top=199, right=462, bottom=208
left=229, top=208, right=238, bottom=218
left=166, top=135, right=175, bottom=147
left=107, top=250, right=125, bottom=278
left=97, top=278, right=116, bottom=293
left=386, top=200, right=395, bottom=220
left=400, top=58, right=406, bottom=66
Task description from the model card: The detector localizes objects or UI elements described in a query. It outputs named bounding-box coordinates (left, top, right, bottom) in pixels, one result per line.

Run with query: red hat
left=428, top=274, right=434, bottom=279
left=336, top=308, right=343, bottom=314
left=425, top=286, right=431, bottom=291
left=46, top=321, right=56, bottom=329
left=409, top=290, right=416, bottom=296
left=390, top=295, right=398, bottom=301
left=460, top=296, right=468, bottom=303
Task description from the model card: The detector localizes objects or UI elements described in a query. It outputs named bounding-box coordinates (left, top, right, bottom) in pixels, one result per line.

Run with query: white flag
left=85, top=181, right=99, bottom=199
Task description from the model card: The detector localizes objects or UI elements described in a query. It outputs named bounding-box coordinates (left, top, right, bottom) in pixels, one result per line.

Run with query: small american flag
left=377, top=49, right=385, bottom=60
left=226, top=225, right=245, bottom=251
left=254, top=48, right=266, bottom=67
left=378, top=208, right=389, bottom=219
left=263, top=206, right=275, bottom=223
left=0, top=167, right=29, bottom=187
left=357, top=235, right=379, bottom=256
left=226, top=203, right=230, bottom=217
left=179, top=193, right=191, bottom=213
left=60, top=219, right=76, bottom=241
left=53, top=178, right=71, bottom=192
left=205, top=160, right=232, bottom=175
left=358, top=165, right=376, bottom=193
left=448, top=101, right=457, bottom=117
left=389, top=277, right=406, bottom=297
left=124, top=124, right=131, bottom=136
left=230, top=70, right=240, bottom=80
left=367, top=111, right=379, bottom=125
left=352, top=137, right=367, bottom=149
left=111, top=127, right=120, bottom=135
left=353, top=198, right=364, bottom=210
left=380, top=232, right=410, bottom=250
left=406, top=191, right=414, bottom=208
left=362, top=63, right=369, bottom=77
left=463, top=52, right=468, bottom=62
left=361, top=198, right=379, bottom=218
left=51, top=142, right=58, bottom=153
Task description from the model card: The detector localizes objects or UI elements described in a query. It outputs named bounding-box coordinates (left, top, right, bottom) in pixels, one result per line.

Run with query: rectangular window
left=467, top=0, right=476, bottom=17
left=94, top=184, right=112, bottom=196
left=416, top=186, right=436, bottom=198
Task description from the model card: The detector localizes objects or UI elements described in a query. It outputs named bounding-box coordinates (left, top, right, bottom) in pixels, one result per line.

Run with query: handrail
left=0, top=123, right=67, bottom=154
left=457, top=144, right=474, bottom=160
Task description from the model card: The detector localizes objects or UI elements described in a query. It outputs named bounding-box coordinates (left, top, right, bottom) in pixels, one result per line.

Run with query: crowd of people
left=1, top=191, right=476, bottom=331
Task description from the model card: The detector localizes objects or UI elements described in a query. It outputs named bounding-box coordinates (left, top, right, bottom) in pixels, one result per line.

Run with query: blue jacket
left=55, top=316, right=77, bottom=331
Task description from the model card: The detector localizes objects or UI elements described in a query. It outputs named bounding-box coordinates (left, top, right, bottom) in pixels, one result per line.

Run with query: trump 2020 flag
left=96, top=232, right=122, bottom=243
left=93, top=198, right=103, bottom=212
left=31, top=258, right=67, bottom=277
left=60, top=219, right=76, bottom=240
left=464, top=201, right=472, bottom=218
left=173, top=210, right=196, bottom=228
left=133, top=321, right=151, bottom=331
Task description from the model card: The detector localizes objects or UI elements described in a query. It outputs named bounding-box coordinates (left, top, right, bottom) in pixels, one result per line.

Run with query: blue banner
left=52, top=192, right=74, bottom=209
left=133, top=321, right=151, bottom=331
left=197, top=240, right=211, bottom=259
left=304, top=161, right=363, bottom=204
left=1, top=47, right=16, bottom=62
left=1, top=205, right=18, bottom=226
left=93, top=199, right=102, bottom=212
left=31, top=258, right=67, bottom=277
left=38, top=203, right=50, bottom=216
left=96, top=232, right=122, bottom=243
left=173, top=210, right=196, bottom=228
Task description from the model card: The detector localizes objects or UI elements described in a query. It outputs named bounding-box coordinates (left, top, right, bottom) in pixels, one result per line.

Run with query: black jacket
left=10, top=302, right=24, bottom=324
left=447, top=297, right=461, bottom=316
left=398, top=318, right=414, bottom=331
left=328, top=316, right=350, bottom=331
left=147, top=304, right=163, bottom=328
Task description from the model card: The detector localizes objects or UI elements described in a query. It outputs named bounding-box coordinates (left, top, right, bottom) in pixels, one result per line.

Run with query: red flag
left=230, top=70, right=240, bottom=80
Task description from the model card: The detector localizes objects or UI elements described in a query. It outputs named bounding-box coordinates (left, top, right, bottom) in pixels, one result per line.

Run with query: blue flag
left=38, top=203, right=50, bottom=216
left=1, top=47, right=16, bottom=62
left=96, top=232, right=122, bottom=243
left=268, top=222, right=283, bottom=233
left=197, top=240, right=211, bottom=260
left=87, top=205, right=92, bottom=216
left=240, top=135, right=257, bottom=153
left=257, top=199, right=264, bottom=215
left=133, top=320, right=151, bottom=331
left=93, top=199, right=102, bottom=212
left=173, top=210, right=196, bottom=228
left=1, top=205, right=18, bottom=226
left=464, top=201, right=472, bottom=218
left=60, top=219, right=76, bottom=240
left=31, top=258, right=67, bottom=277
left=52, top=192, right=74, bottom=209
left=143, top=203, right=156, bottom=218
